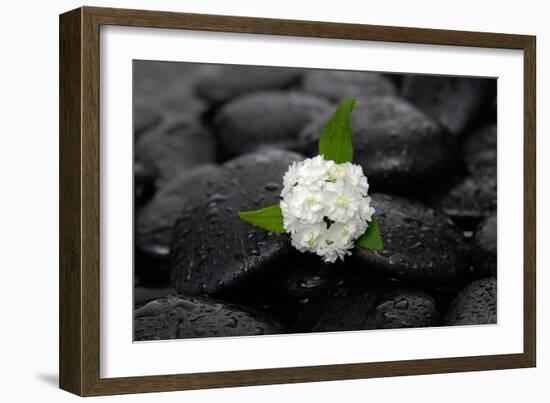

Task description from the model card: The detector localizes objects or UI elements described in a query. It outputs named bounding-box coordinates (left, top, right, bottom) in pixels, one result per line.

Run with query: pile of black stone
left=133, top=61, right=497, bottom=341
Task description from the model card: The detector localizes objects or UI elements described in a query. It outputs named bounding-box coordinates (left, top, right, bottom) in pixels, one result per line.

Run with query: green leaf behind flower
left=356, top=216, right=384, bottom=251
left=238, top=205, right=286, bottom=233
left=318, top=97, right=356, bottom=164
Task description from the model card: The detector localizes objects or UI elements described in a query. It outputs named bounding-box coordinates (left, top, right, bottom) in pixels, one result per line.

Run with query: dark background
left=133, top=61, right=497, bottom=341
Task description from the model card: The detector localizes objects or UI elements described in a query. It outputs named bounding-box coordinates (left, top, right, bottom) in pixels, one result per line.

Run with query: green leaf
left=318, top=97, right=356, bottom=163
left=356, top=216, right=384, bottom=251
left=238, top=205, right=286, bottom=233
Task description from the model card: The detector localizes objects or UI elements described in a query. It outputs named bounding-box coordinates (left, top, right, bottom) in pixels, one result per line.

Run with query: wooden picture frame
left=59, top=6, right=536, bottom=396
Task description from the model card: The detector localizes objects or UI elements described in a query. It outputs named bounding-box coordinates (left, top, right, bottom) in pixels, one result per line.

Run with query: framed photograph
left=59, top=6, right=536, bottom=396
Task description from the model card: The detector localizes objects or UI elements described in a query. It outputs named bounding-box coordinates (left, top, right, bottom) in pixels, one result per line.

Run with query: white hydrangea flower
left=280, top=155, right=375, bottom=263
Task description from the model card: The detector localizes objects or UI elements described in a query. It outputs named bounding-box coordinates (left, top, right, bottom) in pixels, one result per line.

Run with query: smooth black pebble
left=354, top=194, right=469, bottom=288
left=299, top=96, right=458, bottom=196
left=195, top=65, right=301, bottom=104
left=135, top=118, right=216, bottom=184
left=134, top=103, right=162, bottom=139
left=170, top=150, right=304, bottom=296
left=134, top=159, right=158, bottom=206
left=462, top=124, right=497, bottom=174
left=444, top=277, right=497, bottom=326
left=135, top=295, right=284, bottom=340
left=436, top=166, right=497, bottom=230
left=402, top=75, right=494, bottom=136
left=136, top=164, right=222, bottom=260
left=295, top=274, right=439, bottom=332
left=300, top=70, right=397, bottom=101
left=214, top=91, right=331, bottom=157
left=471, top=215, right=497, bottom=278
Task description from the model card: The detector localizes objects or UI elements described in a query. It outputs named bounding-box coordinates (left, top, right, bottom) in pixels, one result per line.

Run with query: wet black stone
left=444, top=277, right=497, bottom=326
left=135, top=118, right=216, bottom=184
left=300, top=70, right=397, bottom=102
left=279, top=254, right=337, bottom=304
left=471, top=215, right=497, bottom=278
left=134, top=159, right=158, bottom=206
left=462, top=124, right=497, bottom=174
left=436, top=166, right=497, bottom=230
left=299, top=96, right=458, bottom=196
left=134, top=60, right=208, bottom=121
left=195, top=65, right=301, bottom=104
left=295, top=274, right=439, bottom=332
left=252, top=253, right=340, bottom=327
left=134, top=285, right=177, bottom=307
left=170, top=150, right=304, bottom=296
left=224, top=148, right=305, bottom=196
left=134, top=295, right=284, bottom=340
left=135, top=248, right=171, bottom=280
left=402, top=75, right=494, bottom=136
left=134, top=103, right=162, bottom=139
left=214, top=91, right=331, bottom=157
left=354, top=194, right=469, bottom=288
left=136, top=165, right=222, bottom=260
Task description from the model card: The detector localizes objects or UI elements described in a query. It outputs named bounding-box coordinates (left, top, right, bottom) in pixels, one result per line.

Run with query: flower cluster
left=280, top=156, right=375, bottom=263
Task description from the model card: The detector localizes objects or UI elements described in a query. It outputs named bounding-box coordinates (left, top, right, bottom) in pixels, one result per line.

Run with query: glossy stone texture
left=295, top=274, right=439, bottom=332
left=135, top=118, right=216, bottom=184
left=299, top=96, right=458, bottom=196
left=134, top=159, right=157, bottom=206
left=170, top=150, right=304, bottom=296
left=462, top=124, right=497, bottom=174
left=354, top=194, right=469, bottom=288
left=402, top=75, right=493, bottom=136
left=135, top=295, right=283, bottom=340
left=471, top=215, right=497, bottom=278
left=213, top=91, right=331, bottom=157
left=195, top=65, right=301, bottom=104
left=436, top=167, right=497, bottom=230
left=444, top=277, right=497, bottom=326
left=300, top=70, right=397, bottom=101
left=136, top=164, right=222, bottom=260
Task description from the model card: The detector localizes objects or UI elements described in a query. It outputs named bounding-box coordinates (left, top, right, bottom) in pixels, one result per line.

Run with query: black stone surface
left=136, top=164, right=222, bottom=260
left=471, top=215, right=497, bottom=278
left=170, top=150, right=304, bottom=296
left=134, top=159, right=157, bottom=206
left=295, top=274, right=439, bottom=332
left=135, top=295, right=284, bottom=340
left=462, top=124, right=497, bottom=174
left=444, top=277, right=497, bottom=326
left=135, top=118, right=216, bottom=184
left=134, top=103, right=162, bottom=139
left=354, top=194, right=469, bottom=288
left=300, top=70, right=397, bottom=101
left=214, top=91, right=331, bottom=157
left=436, top=166, right=497, bottom=230
left=195, top=65, right=301, bottom=104
left=299, top=96, right=459, bottom=196
left=402, top=75, right=493, bottom=136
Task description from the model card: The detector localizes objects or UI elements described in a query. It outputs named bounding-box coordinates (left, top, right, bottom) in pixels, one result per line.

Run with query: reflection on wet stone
left=354, top=194, right=469, bottom=288
left=136, top=164, right=222, bottom=260
left=170, top=150, right=304, bottom=296
left=402, top=75, right=493, bottom=136
left=471, top=215, right=497, bottom=278
left=300, top=96, right=459, bottom=196
left=214, top=91, right=331, bottom=157
left=444, top=277, right=497, bottom=326
left=295, top=274, right=439, bottom=332
left=300, top=70, right=397, bottom=101
left=135, top=295, right=283, bottom=341
left=195, top=65, right=301, bottom=104
left=135, top=118, right=216, bottom=184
